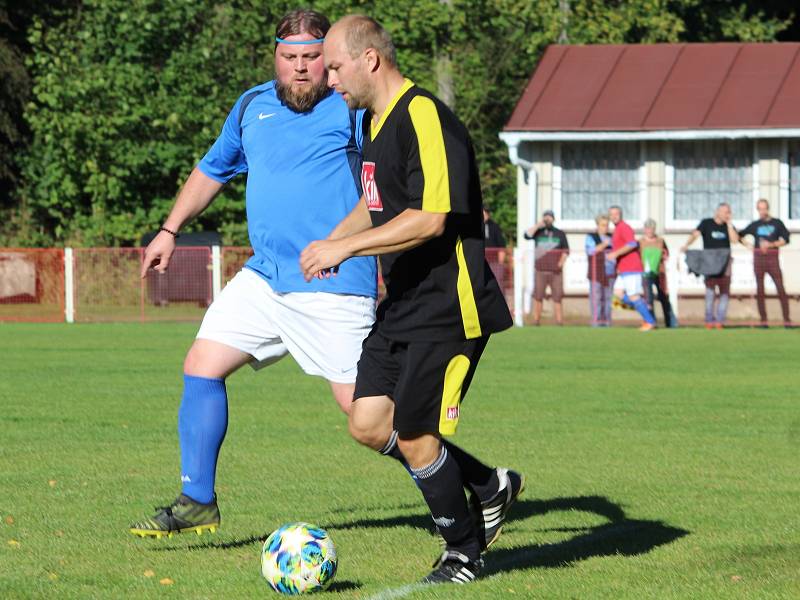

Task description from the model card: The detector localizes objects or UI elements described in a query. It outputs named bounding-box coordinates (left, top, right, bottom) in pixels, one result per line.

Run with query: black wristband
left=159, top=226, right=180, bottom=238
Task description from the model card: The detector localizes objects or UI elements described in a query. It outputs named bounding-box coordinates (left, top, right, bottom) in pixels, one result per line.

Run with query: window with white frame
left=790, top=141, right=800, bottom=220
left=672, top=139, right=753, bottom=222
left=559, top=142, right=641, bottom=221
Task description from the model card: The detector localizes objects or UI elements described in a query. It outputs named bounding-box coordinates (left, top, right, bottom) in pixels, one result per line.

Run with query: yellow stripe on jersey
left=407, top=96, right=451, bottom=213
left=455, top=237, right=482, bottom=338
left=439, top=354, right=471, bottom=436
left=370, top=78, right=415, bottom=141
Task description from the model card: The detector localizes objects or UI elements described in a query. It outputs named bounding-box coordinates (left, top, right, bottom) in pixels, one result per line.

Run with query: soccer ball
left=260, top=523, right=337, bottom=594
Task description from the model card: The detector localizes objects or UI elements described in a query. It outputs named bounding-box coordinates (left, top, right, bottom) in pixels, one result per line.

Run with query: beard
left=343, top=91, right=368, bottom=110
left=275, top=77, right=330, bottom=113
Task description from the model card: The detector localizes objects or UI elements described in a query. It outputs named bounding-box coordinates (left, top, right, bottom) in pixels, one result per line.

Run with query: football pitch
left=2, top=323, right=798, bottom=599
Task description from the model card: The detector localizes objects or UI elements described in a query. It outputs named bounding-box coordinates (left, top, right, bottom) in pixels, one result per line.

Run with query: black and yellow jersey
left=360, top=79, right=512, bottom=341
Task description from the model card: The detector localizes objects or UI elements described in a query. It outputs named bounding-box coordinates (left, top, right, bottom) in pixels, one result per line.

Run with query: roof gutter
left=499, top=128, right=800, bottom=143
left=502, top=136, right=537, bottom=327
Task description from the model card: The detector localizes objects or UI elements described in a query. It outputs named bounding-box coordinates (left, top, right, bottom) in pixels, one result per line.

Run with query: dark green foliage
left=1, top=0, right=797, bottom=245
left=0, top=1, right=78, bottom=222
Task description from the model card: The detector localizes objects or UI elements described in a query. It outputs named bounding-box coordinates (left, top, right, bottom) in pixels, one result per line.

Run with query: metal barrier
left=20, top=243, right=798, bottom=327
left=0, top=248, right=64, bottom=322
left=71, top=247, right=212, bottom=322
left=0, top=246, right=517, bottom=324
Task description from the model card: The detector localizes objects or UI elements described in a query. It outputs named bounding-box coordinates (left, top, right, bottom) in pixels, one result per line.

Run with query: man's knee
left=348, top=416, right=388, bottom=450
left=183, top=339, right=249, bottom=379
left=183, top=343, right=209, bottom=376
left=348, top=398, right=393, bottom=451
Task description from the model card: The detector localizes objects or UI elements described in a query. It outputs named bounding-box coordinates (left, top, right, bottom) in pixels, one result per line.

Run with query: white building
left=500, top=42, right=800, bottom=323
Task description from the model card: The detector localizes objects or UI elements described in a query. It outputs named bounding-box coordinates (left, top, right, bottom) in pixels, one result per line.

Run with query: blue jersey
left=198, top=81, right=377, bottom=297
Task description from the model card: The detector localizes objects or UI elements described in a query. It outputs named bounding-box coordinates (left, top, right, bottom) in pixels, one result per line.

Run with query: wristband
left=159, top=226, right=180, bottom=238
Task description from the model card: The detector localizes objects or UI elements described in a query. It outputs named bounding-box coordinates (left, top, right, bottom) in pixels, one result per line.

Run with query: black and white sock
left=380, top=431, right=500, bottom=501
left=443, top=440, right=500, bottom=503
left=410, top=444, right=481, bottom=561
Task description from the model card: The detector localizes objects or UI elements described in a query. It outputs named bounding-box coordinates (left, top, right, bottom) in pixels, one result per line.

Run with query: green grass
left=1, top=323, right=798, bottom=599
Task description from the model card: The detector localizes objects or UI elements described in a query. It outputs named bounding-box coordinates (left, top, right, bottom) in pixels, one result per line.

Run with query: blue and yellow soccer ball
left=260, top=523, right=337, bottom=594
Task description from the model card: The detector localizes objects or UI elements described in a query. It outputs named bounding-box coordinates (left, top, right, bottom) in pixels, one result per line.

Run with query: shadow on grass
left=324, top=580, right=361, bottom=592
left=148, top=495, right=689, bottom=576
left=482, top=495, right=689, bottom=575
left=324, top=494, right=689, bottom=576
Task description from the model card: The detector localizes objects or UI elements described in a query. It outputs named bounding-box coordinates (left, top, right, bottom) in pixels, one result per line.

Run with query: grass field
left=2, top=323, right=798, bottom=599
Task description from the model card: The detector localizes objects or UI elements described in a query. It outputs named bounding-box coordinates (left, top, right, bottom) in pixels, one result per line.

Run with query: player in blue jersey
left=129, top=9, right=377, bottom=538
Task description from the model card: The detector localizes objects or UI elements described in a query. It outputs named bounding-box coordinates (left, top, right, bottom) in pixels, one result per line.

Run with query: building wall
left=516, top=137, right=799, bottom=239
left=513, top=137, right=800, bottom=318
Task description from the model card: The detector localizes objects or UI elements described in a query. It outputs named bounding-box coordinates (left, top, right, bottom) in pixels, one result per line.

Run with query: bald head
left=325, top=15, right=400, bottom=110
left=329, top=15, right=396, bottom=65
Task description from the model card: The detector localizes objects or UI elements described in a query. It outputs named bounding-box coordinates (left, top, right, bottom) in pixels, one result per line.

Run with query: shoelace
left=154, top=499, right=180, bottom=514
left=432, top=550, right=470, bottom=568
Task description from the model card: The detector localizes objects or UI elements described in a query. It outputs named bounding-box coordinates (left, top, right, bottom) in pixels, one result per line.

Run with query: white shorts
left=196, top=268, right=375, bottom=383
left=614, top=272, right=644, bottom=297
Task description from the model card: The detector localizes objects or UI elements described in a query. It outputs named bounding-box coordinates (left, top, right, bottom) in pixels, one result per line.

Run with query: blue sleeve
left=354, top=109, right=365, bottom=152
left=626, top=240, right=639, bottom=248
left=585, top=235, right=597, bottom=255
left=197, top=97, right=248, bottom=183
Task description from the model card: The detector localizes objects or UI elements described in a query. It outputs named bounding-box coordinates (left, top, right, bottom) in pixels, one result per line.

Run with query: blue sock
left=622, top=293, right=634, bottom=308
left=633, top=298, right=656, bottom=325
left=178, top=374, right=228, bottom=504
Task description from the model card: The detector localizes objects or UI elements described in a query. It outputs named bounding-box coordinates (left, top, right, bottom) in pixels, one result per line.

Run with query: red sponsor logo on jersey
left=361, top=162, right=383, bottom=211
left=446, top=406, right=459, bottom=420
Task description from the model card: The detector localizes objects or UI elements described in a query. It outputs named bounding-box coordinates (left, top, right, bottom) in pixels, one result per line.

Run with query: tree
left=0, top=1, right=77, bottom=225
left=4, top=0, right=798, bottom=246
left=443, top=0, right=794, bottom=239
left=11, top=0, right=450, bottom=246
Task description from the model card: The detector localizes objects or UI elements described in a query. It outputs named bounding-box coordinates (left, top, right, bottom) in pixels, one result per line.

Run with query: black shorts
left=353, top=331, right=489, bottom=436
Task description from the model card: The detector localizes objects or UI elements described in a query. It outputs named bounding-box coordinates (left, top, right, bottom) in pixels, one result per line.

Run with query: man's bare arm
left=140, top=168, right=223, bottom=277
left=327, top=197, right=373, bottom=240
left=680, top=229, right=700, bottom=253
left=300, top=209, right=446, bottom=280
left=608, top=243, right=635, bottom=261
left=726, top=221, right=740, bottom=245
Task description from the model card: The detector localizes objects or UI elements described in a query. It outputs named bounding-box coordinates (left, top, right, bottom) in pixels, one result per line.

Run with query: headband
left=275, top=37, right=325, bottom=45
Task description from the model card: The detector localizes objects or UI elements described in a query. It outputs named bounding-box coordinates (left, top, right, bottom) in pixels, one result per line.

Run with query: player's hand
left=300, top=240, right=351, bottom=282
left=759, top=239, right=771, bottom=251
left=140, top=231, right=177, bottom=278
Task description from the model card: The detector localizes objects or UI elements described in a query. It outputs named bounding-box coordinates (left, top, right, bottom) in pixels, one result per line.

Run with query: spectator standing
left=640, top=219, right=675, bottom=328
left=680, top=203, right=738, bottom=329
left=607, top=205, right=656, bottom=331
left=739, top=199, right=791, bottom=327
left=584, top=214, right=615, bottom=326
left=524, top=209, right=569, bottom=325
left=483, top=205, right=507, bottom=290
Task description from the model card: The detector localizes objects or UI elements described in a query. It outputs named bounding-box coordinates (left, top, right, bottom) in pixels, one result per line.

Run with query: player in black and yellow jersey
left=300, top=15, right=522, bottom=585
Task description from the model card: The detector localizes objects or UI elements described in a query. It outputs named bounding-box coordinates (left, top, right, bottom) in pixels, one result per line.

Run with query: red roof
left=505, top=43, right=800, bottom=131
